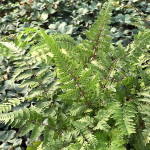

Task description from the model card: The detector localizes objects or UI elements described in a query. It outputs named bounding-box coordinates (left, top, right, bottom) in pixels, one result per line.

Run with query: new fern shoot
left=1, top=0, right=150, bottom=149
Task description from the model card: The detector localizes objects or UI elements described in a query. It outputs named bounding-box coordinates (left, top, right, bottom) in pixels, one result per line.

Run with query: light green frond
left=70, top=102, right=89, bottom=116
left=0, top=43, right=11, bottom=57
left=0, top=97, right=26, bottom=113
left=111, top=101, right=137, bottom=136
left=94, top=109, right=112, bottom=132
left=109, top=129, right=126, bottom=150
left=137, top=103, right=150, bottom=144
left=0, top=42, right=24, bottom=56
left=0, top=105, right=29, bottom=125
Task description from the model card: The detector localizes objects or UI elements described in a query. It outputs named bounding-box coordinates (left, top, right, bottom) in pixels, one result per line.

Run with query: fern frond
left=93, top=109, right=112, bottom=132
left=20, top=121, right=34, bottom=137
left=29, top=33, right=77, bottom=65
left=137, top=89, right=150, bottom=144
left=70, top=102, right=89, bottom=116
left=40, top=28, right=98, bottom=109
left=0, top=40, right=56, bottom=100
left=29, top=41, right=53, bottom=64
left=109, top=129, right=126, bottom=150
left=73, top=116, right=98, bottom=148
left=111, top=101, right=137, bottom=136
left=0, top=106, right=29, bottom=125
left=42, top=126, right=64, bottom=149
left=30, top=124, right=43, bottom=144
left=86, top=1, right=112, bottom=61
left=131, top=14, right=149, bottom=31
left=0, top=97, right=26, bottom=114
left=52, top=33, right=77, bottom=59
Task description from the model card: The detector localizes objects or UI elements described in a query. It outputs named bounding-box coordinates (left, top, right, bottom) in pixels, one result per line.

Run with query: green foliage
left=0, top=129, right=22, bottom=150
left=1, top=0, right=149, bottom=46
left=111, top=0, right=150, bottom=46
left=27, top=141, right=43, bottom=150
left=1, top=0, right=150, bottom=149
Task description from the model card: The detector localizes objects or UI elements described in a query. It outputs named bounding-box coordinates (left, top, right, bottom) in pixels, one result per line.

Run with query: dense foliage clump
left=1, top=1, right=150, bottom=149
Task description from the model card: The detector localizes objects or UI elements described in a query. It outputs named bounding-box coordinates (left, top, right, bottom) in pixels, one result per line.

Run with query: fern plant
left=1, top=0, right=150, bottom=149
